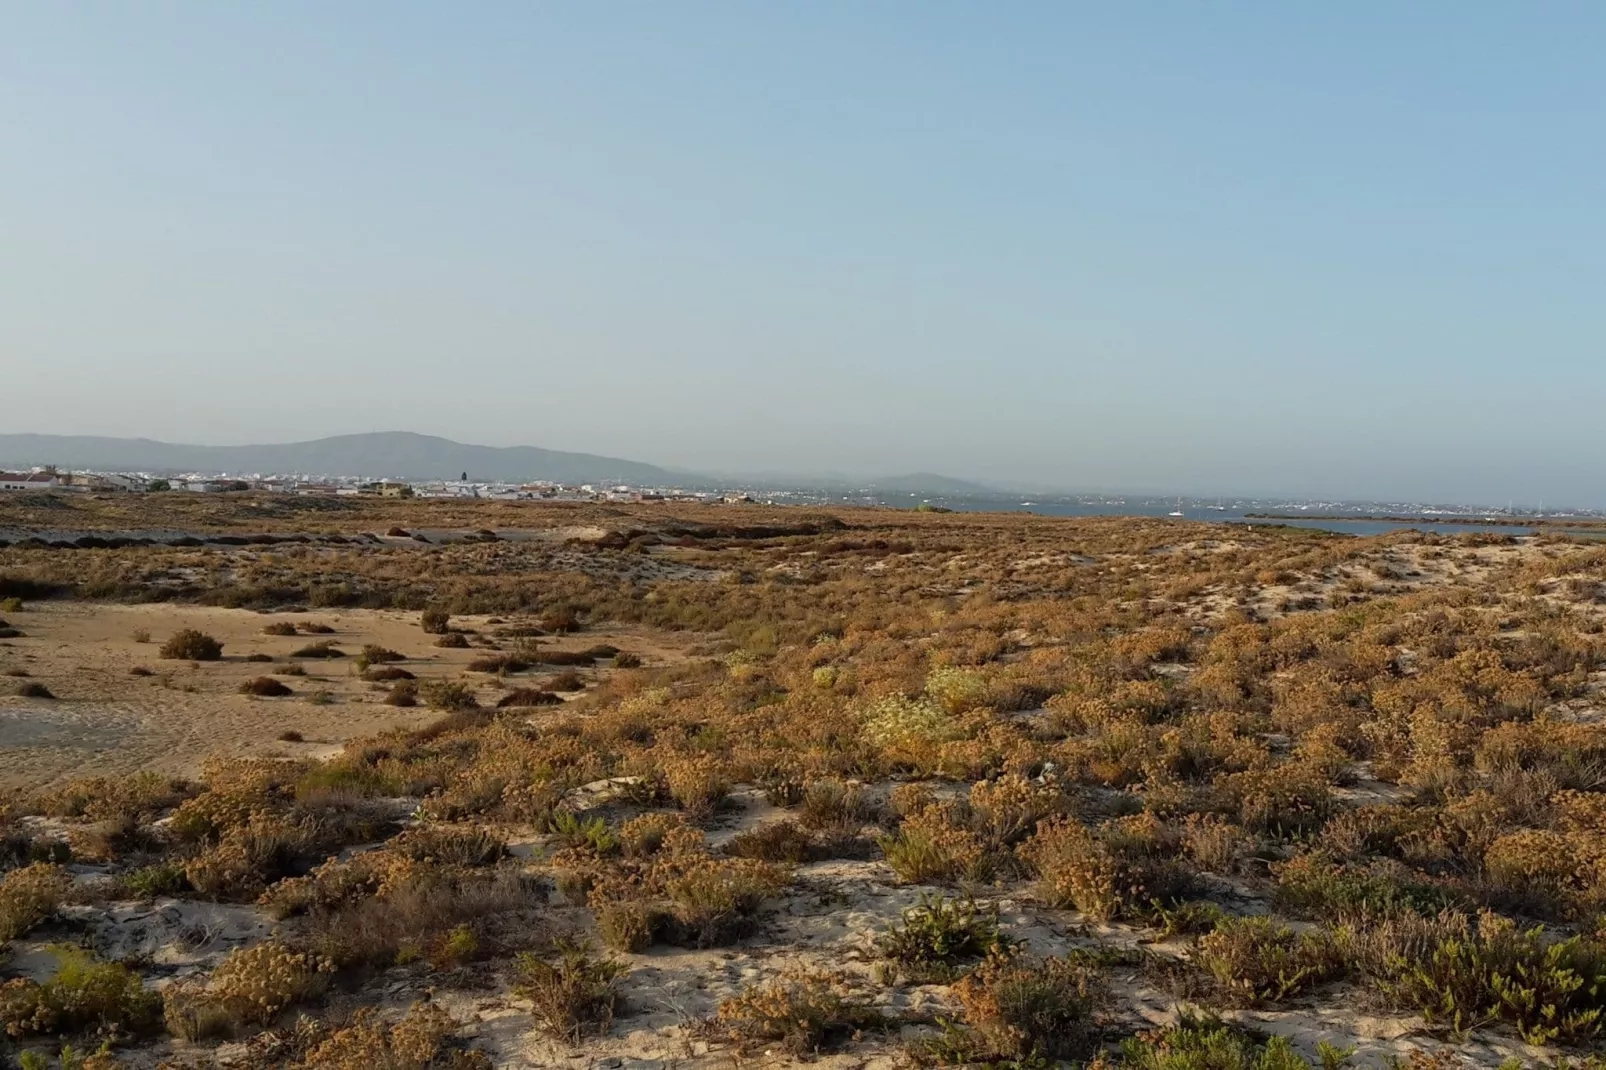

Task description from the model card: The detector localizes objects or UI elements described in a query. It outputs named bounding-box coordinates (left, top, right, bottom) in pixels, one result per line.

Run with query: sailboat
left=1168, top=498, right=1185, bottom=517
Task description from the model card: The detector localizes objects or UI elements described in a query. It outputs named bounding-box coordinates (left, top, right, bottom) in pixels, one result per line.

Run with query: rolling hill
left=0, top=432, right=687, bottom=485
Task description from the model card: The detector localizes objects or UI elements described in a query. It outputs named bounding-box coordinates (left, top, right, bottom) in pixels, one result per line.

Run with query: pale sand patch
left=0, top=602, right=696, bottom=790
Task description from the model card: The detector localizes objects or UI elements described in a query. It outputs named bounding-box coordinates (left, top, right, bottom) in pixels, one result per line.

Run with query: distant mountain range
left=0, top=432, right=682, bottom=486
left=0, top=432, right=1004, bottom=496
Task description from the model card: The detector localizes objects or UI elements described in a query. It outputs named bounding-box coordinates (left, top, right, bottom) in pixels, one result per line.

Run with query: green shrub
left=0, top=946, right=162, bottom=1039
left=877, top=893, right=1010, bottom=982
left=1377, top=915, right=1606, bottom=1045
left=549, top=812, right=617, bottom=855
left=120, top=862, right=189, bottom=900
left=159, top=629, right=222, bottom=661
left=1119, top=1011, right=1354, bottom=1070
left=1194, top=916, right=1348, bottom=1006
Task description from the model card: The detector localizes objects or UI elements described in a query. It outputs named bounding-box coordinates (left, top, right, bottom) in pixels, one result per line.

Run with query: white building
left=0, top=471, right=59, bottom=491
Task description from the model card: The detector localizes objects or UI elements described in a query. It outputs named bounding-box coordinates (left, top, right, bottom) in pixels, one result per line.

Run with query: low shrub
left=1194, top=915, right=1348, bottom=1006
left=263, top=621, right=299, bottom=636
left=543, top=670, right=586, bottom=692
left=799, top=779, right=878, bottom=831
left=1119, top=1011, right=1355, bottom=1070
left=120, top=862, right=189, bottom=900
left=362, top=666, right=415, bottom=682
left=1376, top=913, right=1606, bottom=1045
left=15, top=682, right=54, bottom=699
left=663, top=754, right=730, bottom=819
left=1020, top=813, right=1191, bottom=921
left=877, top=893, right=1010, bottom=982
left=879, top=805, right=987, bottom=885
left=297, top=622, right=336, bottom=634
left=421, top=609, right=451, bottom=635
left=0, top=946, right=162, bottom=1039
left=159, top=629, right=223, bottom=661
left=717, top=968, right=882, bottom=1054
left=940, top=947, right=1109, bottom=1064
left=356, top=645, right=405, bottom=670
left=422, top=680, right=477, bottom=711
left=662, top=856, right=789, bottom=947
left=467, top=654, right=528, bottom=674
left=549, top=812, right=618, bottom=855
left=435, top=632, right=470, bottom=649
left=288, top=1003, right=491, bottom=1070
left=513, top=942, right=625, bottom=1043
left=0, top=862, right=72, bottom=940
left=384, top=681, right=420, bottom=707
left=163, top=940, right=333, bottom=1040
left=496, top=689, right=562, bottom=708
left=239, top=676, right=292, bottom=697
left=725, top=820, right=814, bottom=864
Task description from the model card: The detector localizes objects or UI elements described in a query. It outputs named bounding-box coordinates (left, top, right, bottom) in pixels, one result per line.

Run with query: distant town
left=0, top=466, right=756, bottom=504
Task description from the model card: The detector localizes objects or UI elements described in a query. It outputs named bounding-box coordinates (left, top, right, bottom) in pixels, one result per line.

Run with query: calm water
left=833, top=494, right=1556, bottom=538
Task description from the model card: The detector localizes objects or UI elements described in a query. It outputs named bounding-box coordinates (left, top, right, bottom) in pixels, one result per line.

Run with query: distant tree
left=147, top=479, right=171, bottom=492
left=461, top=471, right=468, bottom=481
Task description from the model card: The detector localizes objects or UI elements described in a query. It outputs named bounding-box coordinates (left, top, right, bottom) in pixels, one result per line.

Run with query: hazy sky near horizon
left=4, top=4, right=1604, bottom=504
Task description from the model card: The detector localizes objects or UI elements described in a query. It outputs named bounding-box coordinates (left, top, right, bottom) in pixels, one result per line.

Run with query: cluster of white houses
left=0, top=468, right=719, bottom=503
left=0, top=470, right=145, bottom=493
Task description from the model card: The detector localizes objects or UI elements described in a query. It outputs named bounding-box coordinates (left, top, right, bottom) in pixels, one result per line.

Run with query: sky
left=3, top=4, right=1604, bottom=505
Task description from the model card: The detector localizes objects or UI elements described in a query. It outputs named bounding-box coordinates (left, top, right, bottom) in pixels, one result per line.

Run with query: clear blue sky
left=4, top=3, right=1603, bottom=504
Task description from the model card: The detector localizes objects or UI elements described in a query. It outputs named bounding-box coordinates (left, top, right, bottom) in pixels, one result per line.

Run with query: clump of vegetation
left=0, top=862, right=73, bottom=940
left=1021, top=813, right=1192, bottom=920
left=435, top=632, right=470, bottom=649
left=422, top=680, right=478, bottom=711
left=932, top=948, right=1110, bottom=1064
left=0, top=946, right=162, bottom=1039
left=1374, top=913, right=1606, bottom=1045
left=496, top=688, right=562, bottom=708
left=384, top=681, right=419, bottom=706
left=356, top=644, right=405, bottom=670
left=421, top=609, right=451, bottom=635
left=163, top=940, right=333, bottom=1040
left=239, top=676, right=292, bottom=697
left=718, top=968, right=882, bottom=1055
left=14, top=681, right=54, bottom=699
left=1193, top=915, right=1348, bottom=1006
left=363, top=665, right=415, bottom=682
left=159, top=629, right=222, bottom=661
left=297, top=621, right=335, bottom=634
left=725, top=820, right=814, bottom=864
left=513, top=942, right=625, bottom=1043
left=263, top=621, right=299, bottom=636
left=1119, top=1011, right=1355, bottom=1070
left=876, top=893, right=1010, bottom=982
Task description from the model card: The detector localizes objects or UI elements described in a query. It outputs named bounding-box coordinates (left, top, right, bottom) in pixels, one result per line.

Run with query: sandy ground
left=0, top=602, right=692, bottom=790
